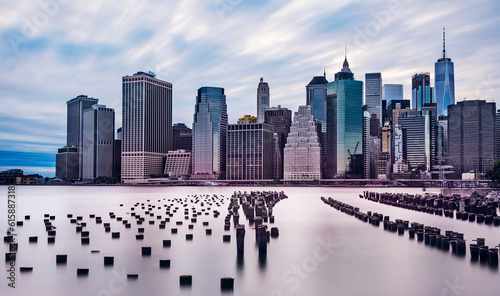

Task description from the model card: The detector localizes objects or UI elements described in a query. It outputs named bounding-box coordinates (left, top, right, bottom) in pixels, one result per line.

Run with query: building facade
left=164, top=149, right=192, bottom=178
left=365, top=73, right=382, bottom=126
left=121, top=71, right=173, bottom=183
left=82, top=104, right=115, bottom=180
left=283, top=105, right=322, bottom=180
left=226, top=123, right=274, bottom=180
left=434, top=28, right=455, bottom=117
left=306, top=74, right=328, bottom=131
left=192, top=87, right=228, bottom=180
left=411, top=73, right=433, bottom=111
left=257, top=78, right=270, bottom=123
left=326, top=57, right=363, bottom=178
left=382, top=84, right=403, bottom=102
left=238, top=115, right=258, bottom=124
left=264, top=106, right=292, bottom=179
left=173, top=123, right=192, bottom=151
left=448, top=100, right=496, bottom=176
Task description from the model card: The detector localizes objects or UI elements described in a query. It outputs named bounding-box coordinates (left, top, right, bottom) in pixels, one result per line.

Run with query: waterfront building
left=121, top=71, right=173, bottom=183
left=326, top=55, right=363, bottom=178
left=283, top=105, right=322, bottom=180
left=264, top=106, right=292, bottom=179
left=173, top=123, right=192, bottom=151
left=448, top=100, right=496, bottom=177
left=238, top=115, right=258, bottom=124
left=192, top=87, right=228, bottom=180
left=365, top=73, right=382, bottom=127
left=226, top=123, right=274, bottom=180
left=164, top=149, right=192, bottom=178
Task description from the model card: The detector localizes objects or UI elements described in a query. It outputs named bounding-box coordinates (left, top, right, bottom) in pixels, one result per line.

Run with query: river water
left=1, top=186, right=498, bottom=296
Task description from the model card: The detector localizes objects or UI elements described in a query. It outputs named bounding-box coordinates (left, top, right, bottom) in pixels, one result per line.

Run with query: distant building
left=264, top=106, right=292, bottom=179
left=257, top=78, right=270, bottom=123
left=192, top=87, right=228, bottom=180
left=56, top=95, right=99, bottom=180
left=377, top=122, right=392, bottom=179
left=448, top=100, right=496, bottom=177
left=0, top=169, right=43, bottom=185
left=172, top=123, right=192, bottom=151
left=382, top=84, right=403, bottom=102
left=226, top=123, right=274, bottom=180
left=365, top=73, right=382, bottom=127
left=412, top=73, right=433, bottom=111
left=496, top=110, right=500, bottom=161
left=164, top=149, right=192, bottom=178
left=306, top=73, right=328, bottom=131
left=326, top=55, right=363, bottom=178
left=238, top=115, right=258, bottom=124
left=121, top=71, right=173, bottom=183
left=434, top=28, right=455, bottom=117
left=386, top=99, right=411, bottom=125
left=82, top=104, right=115, bottom=180
left=283, top=105, right=322, bottom=180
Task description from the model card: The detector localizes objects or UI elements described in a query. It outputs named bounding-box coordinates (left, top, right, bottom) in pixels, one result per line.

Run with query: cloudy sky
left=1, top=0, right=499, bottom=177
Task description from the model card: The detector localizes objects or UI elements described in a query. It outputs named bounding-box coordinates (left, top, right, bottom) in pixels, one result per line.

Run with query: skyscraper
left=56, top=95, right=99, bottom=180
left=121, top=71, right=173, bottom=183
left=82, top=104, right=115, bottom=180
left=496, top=110, right=500, bottom=161
left=412, top=73, right=433, bottom=111
left=434, top=27, right=455, bottom=117
left=382, top=84, right=403, bottom=102
left=326, top=56, right=363, bottom=178
left=192, top=87, right=228, bottom=180
left=226, top=122, right=274, bottom=180
left=257, top=78, right=270, bottom=123
left=306, top=73, right=328, bottom=130
left=264, top=106, right=292, bottom=179
left=283, top=105, right=322, bottom=180
left=448, top=100, right=496, bottom=177
left=365, top=73, right=382, bottom=126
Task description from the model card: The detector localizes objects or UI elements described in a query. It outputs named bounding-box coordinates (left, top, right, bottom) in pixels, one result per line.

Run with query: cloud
left=0, top=0, right=499, bottom=166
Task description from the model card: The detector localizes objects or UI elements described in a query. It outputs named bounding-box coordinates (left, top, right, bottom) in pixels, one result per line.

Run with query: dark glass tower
left=306, top=73, right=328, bottom=131
left=365, top=73, right=382, bottom=126
left=257, top=78, right=270, bottom=123
left=434, top=27, right=455, bottom=117
left=192, top=87, right=228, bottom=180
left=264, top=106, right=292, bottom=179
left=412, top=73, right=433, bottom=111
left=326, top=56, right=363, bottom=178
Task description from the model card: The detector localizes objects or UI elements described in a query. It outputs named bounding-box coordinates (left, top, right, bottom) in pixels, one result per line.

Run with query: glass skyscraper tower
left=257, top=78, right=270, bottom=123
left=412, top=73, right=433, bottom=111
left=306, top=72, right=328, bottom=131
left=434, top=27, right=455, bottom=117
left=121, top=71, right=173, bottom=183
left=326, top=56, right=364, bottom=179
left=365, top=73, right=382, bottom=126
left=192, top=87, right=228, bottom=180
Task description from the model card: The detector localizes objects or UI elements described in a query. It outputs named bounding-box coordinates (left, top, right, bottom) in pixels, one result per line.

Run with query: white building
left=283, top=105, right=321, bottom=180
left=164, top=150, right=191, bottom=178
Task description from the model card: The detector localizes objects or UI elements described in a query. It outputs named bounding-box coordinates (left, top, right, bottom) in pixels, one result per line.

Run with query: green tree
left=486, top=160, right=500, bottom=186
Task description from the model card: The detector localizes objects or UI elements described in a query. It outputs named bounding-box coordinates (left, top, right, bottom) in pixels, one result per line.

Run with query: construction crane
left=348, top=141, right=360, bottom=159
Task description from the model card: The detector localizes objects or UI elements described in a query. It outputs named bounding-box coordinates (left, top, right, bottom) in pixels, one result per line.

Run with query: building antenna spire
left=442, top=26, right=446, bottom=59
left=324, top=67, right=326, bottom=78
left=345, top=43, right=347, bottom=60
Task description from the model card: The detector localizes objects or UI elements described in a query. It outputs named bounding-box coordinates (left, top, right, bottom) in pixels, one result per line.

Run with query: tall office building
left=82, top=104, right=115, bottom=180
left=386, top=99, right=411, bottom=125
left=412, top=73, right=433, bottom=111
left=226, top=123, right=274, bottom=180
left=382, top=84, right=403, bottom=102
left=496, top=110, right=500, bottom=161
left=121, top=71, right=173, bottom=183
left=56, top=95, right=99, bottom=180
left=365, top=73, right=382, bottom=126
left=306, top=73, right=329, bottom=130
left=326, top=56, right=363, bottom=178
left=192, top=87, right=228, bottom=180
left=113, top=128, right=122, bottom=180
left=363, top=111, right=371, bottom=179
left=434, top=28, right=455, bottom=117
left=377, top=122, right=392, bottom=179
left=448, top=100, right=496, bottom=176
left=257, top=77, right=270, bottom=123
left=283, top=105, right=322, bottom=180
left=264, top=106, right=292, bottom=179
left=172, top=123, right=192, bottom=151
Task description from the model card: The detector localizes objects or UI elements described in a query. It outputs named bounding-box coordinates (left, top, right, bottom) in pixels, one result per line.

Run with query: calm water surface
left=1, top=186, right=498, bottom=296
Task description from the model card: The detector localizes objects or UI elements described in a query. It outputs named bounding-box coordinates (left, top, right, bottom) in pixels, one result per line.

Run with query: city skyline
left=1, top=0, right=500, bottom=176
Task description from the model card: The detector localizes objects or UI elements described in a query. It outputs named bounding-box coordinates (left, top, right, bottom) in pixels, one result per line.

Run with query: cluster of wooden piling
left=361, top=191, right=500, bottom=226
left=3, top=193, right=238, bottom=290
left=321, top=196, right=499, bottom=267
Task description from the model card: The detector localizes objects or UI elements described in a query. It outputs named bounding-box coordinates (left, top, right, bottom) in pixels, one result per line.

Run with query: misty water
left=1, top=186, right=498, bottom=296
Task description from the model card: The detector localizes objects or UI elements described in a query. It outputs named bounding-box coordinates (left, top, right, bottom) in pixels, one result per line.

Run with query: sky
left=0, top=0, right=499, bottom=177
